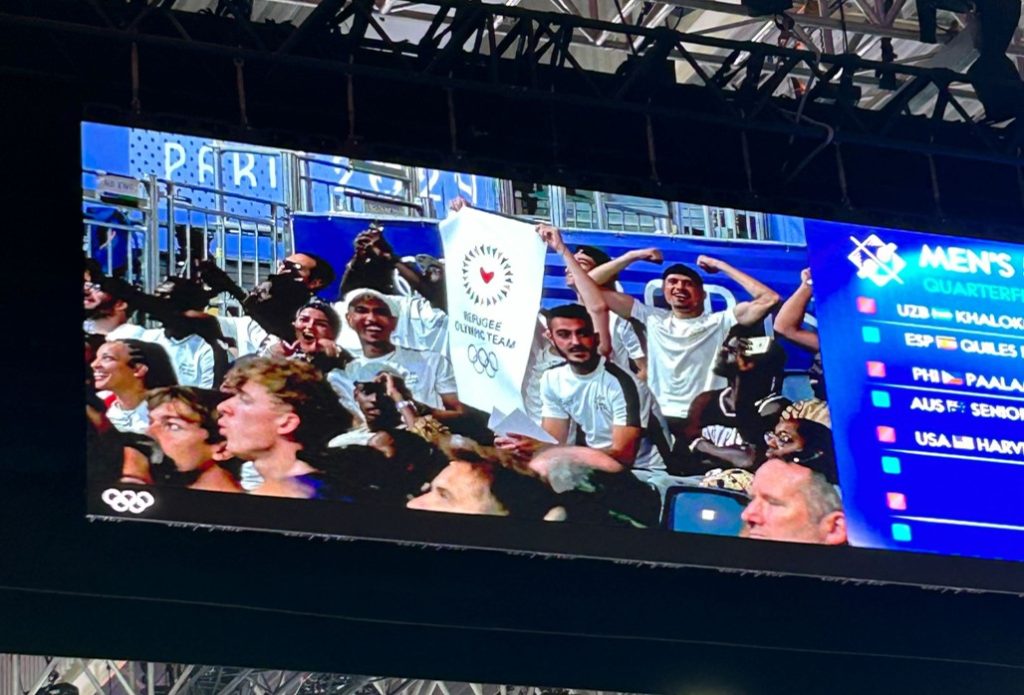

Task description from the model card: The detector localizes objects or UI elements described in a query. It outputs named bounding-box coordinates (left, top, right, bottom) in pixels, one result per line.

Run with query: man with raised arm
left=332, top=225, right=449, bottom=357
left=199, top=252, right=337, bottom=356
left=563, top=244, right=650, bottom=378
left=571, top=231, right=780, bottom=459
left=501, top=227, right=669, bottom=478
left=330, top=289, right=465, bottom=428
left=774, top=267, right=829, bottom=414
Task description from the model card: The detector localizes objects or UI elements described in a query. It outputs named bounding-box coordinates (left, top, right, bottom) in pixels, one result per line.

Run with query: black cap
left=662, top=262, right=703, bottom=286
left=573, top=245, right=612, bottom=268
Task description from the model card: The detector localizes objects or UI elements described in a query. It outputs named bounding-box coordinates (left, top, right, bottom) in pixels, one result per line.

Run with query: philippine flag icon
left=941, top=370, right=964, bottom=386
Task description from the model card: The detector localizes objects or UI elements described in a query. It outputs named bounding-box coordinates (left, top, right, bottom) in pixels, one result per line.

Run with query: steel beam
left=166, top=665, right=196, bottom=695
left=0, top=0, right=1021, bottom=170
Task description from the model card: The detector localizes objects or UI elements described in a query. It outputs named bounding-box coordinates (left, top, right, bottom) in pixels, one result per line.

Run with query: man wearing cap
left=566, top=232, right=780, bottom=459
left=329, top=288, right=463, bottom=426
left=740, top=457, right=846, bottom=545
left=332, top=227, right=449, bottom=358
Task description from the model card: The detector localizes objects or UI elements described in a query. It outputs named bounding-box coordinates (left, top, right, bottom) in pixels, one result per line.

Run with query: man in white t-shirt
left=130, top=276, right=222, bottom=388
left=537, top=304, right=668, bottom=478
left=138, top=327, right=216, bottom=388
left=332, top=226, right=450, bottom=357
left=332, top=291, right=448, bottom=357
left=542, top=225, right=779, bottom=463
left=329, top=289, right=463, bottom=427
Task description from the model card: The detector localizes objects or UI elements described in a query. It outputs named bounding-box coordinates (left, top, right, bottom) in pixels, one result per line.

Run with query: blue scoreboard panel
left=807, top=221, right=1024, bottom=562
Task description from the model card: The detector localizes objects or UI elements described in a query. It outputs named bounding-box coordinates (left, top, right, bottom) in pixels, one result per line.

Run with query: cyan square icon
left=862, top=326, right=881, bottom=343
left=871, top=390, right=891, bottom=408
left=892, top=523, right=912, bottom=542
left=881, top=456, right=902, bottom=474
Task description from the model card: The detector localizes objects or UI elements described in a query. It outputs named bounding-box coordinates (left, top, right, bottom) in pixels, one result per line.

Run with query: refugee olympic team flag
left=440, top=208, right=547, bottom=415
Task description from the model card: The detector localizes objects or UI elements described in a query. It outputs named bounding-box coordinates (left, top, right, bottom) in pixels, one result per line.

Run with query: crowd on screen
left=85, top=199, right=846, bottom=545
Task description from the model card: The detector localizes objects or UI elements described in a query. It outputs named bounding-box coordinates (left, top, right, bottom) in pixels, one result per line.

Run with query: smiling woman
left=91, top=339, right=178, bottom=434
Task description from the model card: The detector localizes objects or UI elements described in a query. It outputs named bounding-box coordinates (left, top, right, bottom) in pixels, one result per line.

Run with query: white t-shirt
left=540, top=358, right=666, bottom=473
left=327, top=426, right=374, bottom=448
left=609, top=312, right=645, bottom=372
left=106, top=400, right=149, bottom=434
left=104, top=323, right=146, bottom=341
left=84, top=319, right=145, bottom=339
left=216, top=315, right=271, bottom=358
left=521, top=318, right=565, bottom=424
left=139, top=328, right=215, bottom=388
left=629, top=302, right=737, bottom=418
left=333, top=293, right=449, bottom=357
left=328, top=345, right=457, bottom=414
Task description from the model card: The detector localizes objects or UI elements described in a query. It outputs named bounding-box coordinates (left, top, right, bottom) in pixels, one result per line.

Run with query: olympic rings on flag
left=467, top=345, right=499, bottom=378
left=101, top=488, right=156, bottom=514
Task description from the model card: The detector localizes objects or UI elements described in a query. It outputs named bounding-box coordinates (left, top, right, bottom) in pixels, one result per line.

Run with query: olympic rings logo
left=467, top=345, right=499, bottom=378
left=101, top=488, right=156, bottom=514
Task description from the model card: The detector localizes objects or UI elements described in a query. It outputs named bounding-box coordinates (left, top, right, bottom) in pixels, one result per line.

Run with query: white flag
left=439, top=208, right=546, bottom=414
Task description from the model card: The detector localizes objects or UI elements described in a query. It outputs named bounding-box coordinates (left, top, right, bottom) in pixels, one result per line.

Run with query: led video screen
left=82, top=121, right=1024, bottom=578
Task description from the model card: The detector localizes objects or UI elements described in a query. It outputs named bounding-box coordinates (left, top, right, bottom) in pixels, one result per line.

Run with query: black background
left=2, top=68, right=1024, bottom=695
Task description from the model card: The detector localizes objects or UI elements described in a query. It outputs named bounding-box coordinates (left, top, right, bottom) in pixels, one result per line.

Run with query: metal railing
left=82, top=169, right=292, bottom=304
left=295, top=154, right=428, bottom=217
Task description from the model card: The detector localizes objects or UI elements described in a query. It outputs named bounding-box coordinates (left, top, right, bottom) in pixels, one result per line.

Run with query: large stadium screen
left=82, top=121, right=1024, bottom=584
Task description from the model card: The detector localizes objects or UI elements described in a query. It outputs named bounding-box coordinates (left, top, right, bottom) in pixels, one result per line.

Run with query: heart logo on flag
left=461, top=243, right=513, bottom=307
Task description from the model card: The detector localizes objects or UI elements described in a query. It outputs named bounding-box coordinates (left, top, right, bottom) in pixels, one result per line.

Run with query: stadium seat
left=662, top=485, right=749, bottom=536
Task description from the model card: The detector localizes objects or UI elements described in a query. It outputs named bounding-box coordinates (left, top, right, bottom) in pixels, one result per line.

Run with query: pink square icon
left=887, top=492, right=907, bottom=511
left=876, top=426, right=897, bottom=443
left=857, top=296, right=878, bottom=314
left=866, top=361, right=887, bottom=378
